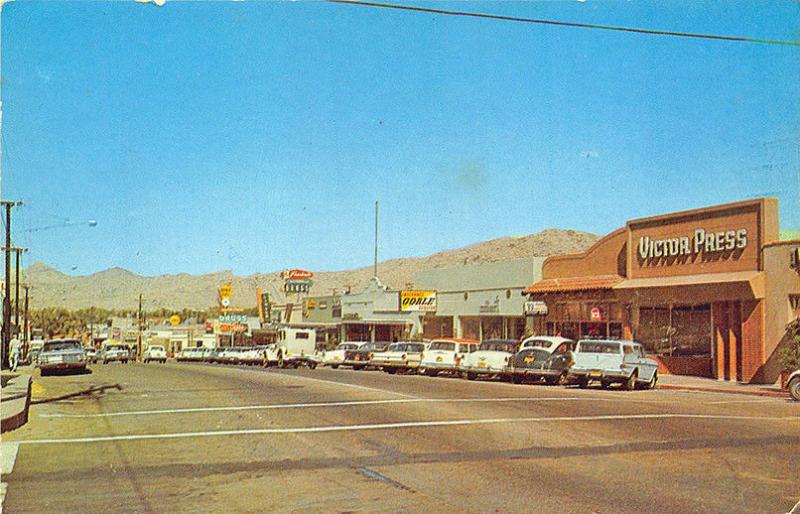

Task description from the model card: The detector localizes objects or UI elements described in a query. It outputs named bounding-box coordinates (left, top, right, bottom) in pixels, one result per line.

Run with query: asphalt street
left=2, top=361, right=799, bottom=513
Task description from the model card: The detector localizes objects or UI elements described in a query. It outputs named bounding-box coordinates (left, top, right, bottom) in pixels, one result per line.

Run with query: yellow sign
left=219, top=284, right=233, bottom=299
left=400, top=290, right=437, bottom=312
left=169, top=315, right=181, bottom=326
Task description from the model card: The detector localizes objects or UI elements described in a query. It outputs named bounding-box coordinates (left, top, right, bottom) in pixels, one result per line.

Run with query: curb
left=1, top=374, right=32, bottom=433
left=658, top=383, right=789, bottom=398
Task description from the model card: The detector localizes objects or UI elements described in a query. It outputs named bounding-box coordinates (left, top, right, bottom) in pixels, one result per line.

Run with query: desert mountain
left=23, top=229, right=599, bottom=310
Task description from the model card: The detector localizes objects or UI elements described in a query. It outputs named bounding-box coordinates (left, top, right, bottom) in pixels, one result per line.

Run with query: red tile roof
left=523, top=275, right=624, bottom=294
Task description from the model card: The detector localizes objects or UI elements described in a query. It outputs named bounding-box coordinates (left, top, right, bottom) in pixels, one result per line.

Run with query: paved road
left=3, top=362, right=799, bottom=513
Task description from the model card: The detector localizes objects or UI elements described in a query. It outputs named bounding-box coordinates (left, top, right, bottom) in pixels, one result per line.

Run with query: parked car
left=271, top=328, right=318, bottom=368
left=143, top=344, right=167, bottom=363
left=788, top=369, right=800, bottom=401
left=101, top=343, right=131, bottom=364
left=459, top=339, right=520, bottom=380
left=506, top=336, right=575, bottom=385
left=239, top=346, right=265, bottom=365
left=569, top=339, right=658, bottom=390
left=319, top=342, right=363, bottom=368
left=344, top=342, right=390, bottom=370
left=370, top=342, right=427, bottom=374
left=38, top=338, right=87, bottom=375
left=419, top=338, right=479, bottom=377
left=85, top=347, right=100, bottom=364
left=28, top=339, right=45, bottom=365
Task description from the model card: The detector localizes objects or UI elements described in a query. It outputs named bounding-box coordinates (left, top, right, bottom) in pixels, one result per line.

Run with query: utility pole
left=374, top=200, right=379, bottom=278
left=23, top=284, right=29, bottom=360
left=11, top=247, right=28, bottom=327
left=1, top=200, right=22, bottom=369
left=137, top=293, right=143, bottom=361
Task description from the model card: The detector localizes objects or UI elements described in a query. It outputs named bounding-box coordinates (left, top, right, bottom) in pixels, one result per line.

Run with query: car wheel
left=788, top=376, right=800, bottom=401
left=511, top=374, right=522, bottom=385
left=385, top=367, right=396, bottom=374
left=308, top=361, right=317, bottom=370
left=624, top=372, right=637, bottom=391
left=331, top=365, right=339, bottom=370
left=353, top=365, right=364, bottom=371
left=103, top=360, right=108, bottom=365
left=600, top=380, right=611, bottom=389
left=466, top=372, right=477, bottom=381
left=278, top=354, right=286, bottom=369
left=646, top=371, right=658, bottom=390
left=578, top=377, right=589, bottom=389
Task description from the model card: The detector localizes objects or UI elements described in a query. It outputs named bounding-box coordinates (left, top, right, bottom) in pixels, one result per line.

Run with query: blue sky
left=2, top=1, right=799, bottom=276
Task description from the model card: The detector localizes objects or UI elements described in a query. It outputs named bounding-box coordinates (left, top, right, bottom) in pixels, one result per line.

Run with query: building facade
left=524, top=198, right=799, bottom=384
left=415, top=257, right=545, bottom=341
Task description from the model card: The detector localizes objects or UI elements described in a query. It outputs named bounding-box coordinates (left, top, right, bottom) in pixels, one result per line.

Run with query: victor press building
left=523, top=198, right=800, bottom=384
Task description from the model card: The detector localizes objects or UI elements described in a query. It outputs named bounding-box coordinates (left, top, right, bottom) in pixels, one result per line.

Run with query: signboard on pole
left=524, top=301, right=548, bottom=316
left=400, top=290, right=437, bottom=312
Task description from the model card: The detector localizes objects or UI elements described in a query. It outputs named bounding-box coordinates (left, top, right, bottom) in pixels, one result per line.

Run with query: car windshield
left=338, top=343, right=359, bottom=350
left=149, top=346, right=164, bottom=351
left=43, top=341, right=82, bottom=352
left=579, top=341, right=620, bottom=353
left=478, top=341, right=518, bottom=352
left=522, top=339, right=553, bottom=349
left=429, top=341, right=456, bottom=351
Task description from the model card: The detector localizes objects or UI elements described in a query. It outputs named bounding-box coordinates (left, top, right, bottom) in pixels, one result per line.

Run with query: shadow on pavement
left=31, top=383, right=122, bottom=405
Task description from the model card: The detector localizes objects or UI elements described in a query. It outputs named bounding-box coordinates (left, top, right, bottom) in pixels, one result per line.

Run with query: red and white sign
left=590, top=308, right=602, bottom=321
left=281, top=269, right=314, bottom=280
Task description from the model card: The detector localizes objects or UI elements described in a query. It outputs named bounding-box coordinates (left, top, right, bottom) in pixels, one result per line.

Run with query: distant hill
left=23, top=229, right=599, bottom=310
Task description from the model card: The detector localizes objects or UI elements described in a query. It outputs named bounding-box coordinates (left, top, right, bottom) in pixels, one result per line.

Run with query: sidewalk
left=658, top=373, right=789, bottom=398
left=1, top=371, right=32, bottom=433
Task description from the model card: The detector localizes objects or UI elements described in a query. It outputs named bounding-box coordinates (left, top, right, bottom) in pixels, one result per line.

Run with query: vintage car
left=239, top=346, right=265, bottom=365
left=319, top=342, right=363, bottom=368
left=370, top=342, right=427, bottom=374
left=143, top=344, right=167, bottom=363
left=459, top=339, right=520, bottom=380
left=101, top=343, right=131, bottom=364
left=38, top=338, right=87, bottom=375
left=788, top=369, right=800, bottom=401
left=85, top=347, right=100, bottom=364
left=569, top=339, right=658, bottom=390
left=418, top=338, right=479, bottom=377
left=506, top=336, right=576, bottom=385
left=344, top=342, right=390, bottom=370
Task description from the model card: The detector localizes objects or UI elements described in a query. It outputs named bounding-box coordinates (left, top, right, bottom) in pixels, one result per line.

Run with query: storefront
left=524, top=198, right=800, bottom=383
left=338, top=277, right=422, bottom=342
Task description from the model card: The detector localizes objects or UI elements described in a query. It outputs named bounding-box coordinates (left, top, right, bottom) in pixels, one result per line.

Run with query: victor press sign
left=638, top=228, right=747, bottom=261
left=400, top=290, right=437, bottom=312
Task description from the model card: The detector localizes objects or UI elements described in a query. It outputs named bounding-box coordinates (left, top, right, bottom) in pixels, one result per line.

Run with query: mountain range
left=23, top=228, right=599, bottom=311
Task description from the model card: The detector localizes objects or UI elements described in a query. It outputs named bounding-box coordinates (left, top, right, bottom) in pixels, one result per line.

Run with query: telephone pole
left=2, top=200, right=22, bottom=369
left=23, top=284, right=29, bottom=359
left=373, top=200, right=379, bottom=278
left=137, top=293, right=143, bottom=361
left=11, top=247, right=28, bottom=327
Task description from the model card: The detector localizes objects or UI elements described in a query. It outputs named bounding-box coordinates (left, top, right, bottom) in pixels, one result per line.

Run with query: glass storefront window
left=637, top=304, right=711, bottom=357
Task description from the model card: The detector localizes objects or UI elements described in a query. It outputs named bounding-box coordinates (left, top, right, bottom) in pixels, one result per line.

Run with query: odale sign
left=638, top=228, right=748, bottom=261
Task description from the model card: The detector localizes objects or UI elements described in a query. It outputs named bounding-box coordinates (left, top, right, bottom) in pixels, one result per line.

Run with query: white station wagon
left=569, top=339, right=658, bottom=390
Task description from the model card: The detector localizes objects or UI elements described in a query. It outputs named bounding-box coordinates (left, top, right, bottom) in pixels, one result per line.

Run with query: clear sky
left=2, top=1, right=799, bottom=276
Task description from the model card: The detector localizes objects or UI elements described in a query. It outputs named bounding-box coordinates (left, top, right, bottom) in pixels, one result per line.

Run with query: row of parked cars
left=317, top=336, right=660, bottom=390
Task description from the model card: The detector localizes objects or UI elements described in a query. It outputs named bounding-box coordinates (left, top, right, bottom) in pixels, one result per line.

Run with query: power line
left=326, top=0, right=800, bottom=47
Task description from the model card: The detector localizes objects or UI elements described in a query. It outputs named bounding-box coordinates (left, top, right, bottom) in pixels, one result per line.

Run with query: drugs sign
left=400, top=290, right=437, bottom=312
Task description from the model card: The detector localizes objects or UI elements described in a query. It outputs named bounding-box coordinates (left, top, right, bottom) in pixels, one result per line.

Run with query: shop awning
left=614, top=271, right=765, bottom=298
left=341, top=319, right=413, bottom=325
left=523, top=275, right=624, bottom=294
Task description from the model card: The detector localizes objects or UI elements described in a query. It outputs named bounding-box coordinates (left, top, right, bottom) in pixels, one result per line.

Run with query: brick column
left=712, top=302, right=729, bottom=380
left=728, top=301, right=741, bottom=382
left=740, top=300, right=765, bottom=383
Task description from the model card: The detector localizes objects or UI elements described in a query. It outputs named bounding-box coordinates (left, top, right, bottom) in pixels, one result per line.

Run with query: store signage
left=524, top=301, right=548, bottom=316
left=307, top=299, right=317, bottom=310
left=281, top=269, right=314, bottom=280
left=219, top=283, right=233, bottom=308
left=791, top=247, right=800, bottom=272
left=638, top=228, right=747, bottom=260
left=220, top=314, right=248, bottom=324
left=284, top=279, right=313, bottom=293
left=590, top=307, right=602, bottom=321
left=400, top=290, right=437, bottom=312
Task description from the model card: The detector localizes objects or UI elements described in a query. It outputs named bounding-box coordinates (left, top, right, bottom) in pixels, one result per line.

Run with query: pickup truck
left=569, top=339, right=658, bottom=390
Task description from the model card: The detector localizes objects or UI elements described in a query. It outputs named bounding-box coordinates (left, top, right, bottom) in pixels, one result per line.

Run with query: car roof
left=522, top=336, right=574, bottom=344
left=430, top=338, right=479, bottom=344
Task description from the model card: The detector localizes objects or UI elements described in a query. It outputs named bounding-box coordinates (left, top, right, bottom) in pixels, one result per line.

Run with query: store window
left=638, top=304, right=711, bottom=357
